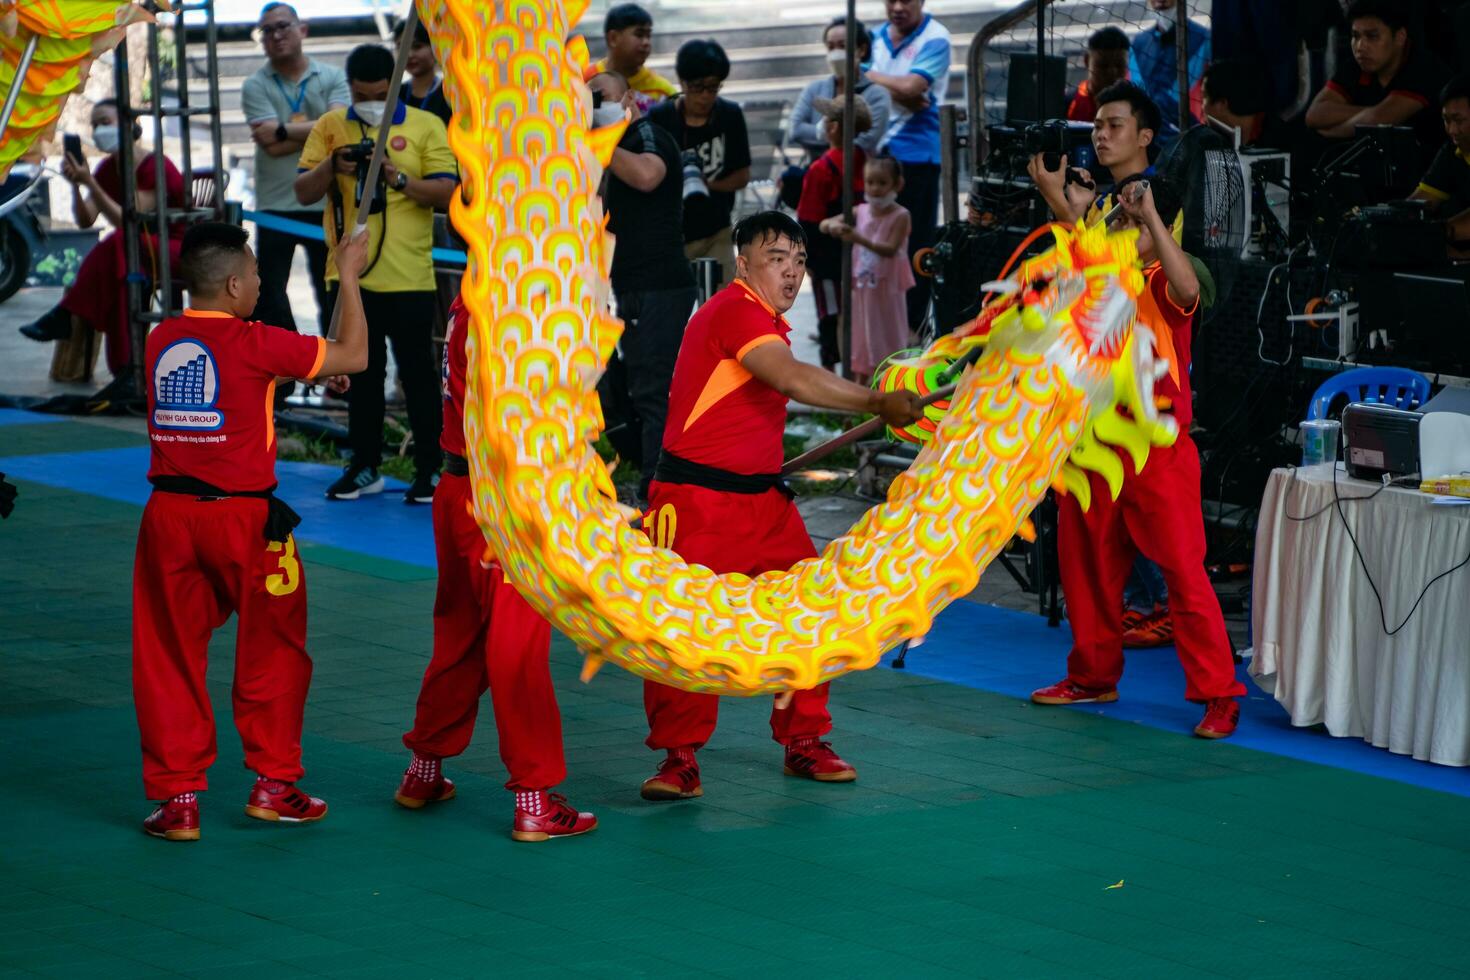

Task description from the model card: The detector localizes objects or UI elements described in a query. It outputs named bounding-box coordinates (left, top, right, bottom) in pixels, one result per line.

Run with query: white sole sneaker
left=326, top=476, right=385, bottom=500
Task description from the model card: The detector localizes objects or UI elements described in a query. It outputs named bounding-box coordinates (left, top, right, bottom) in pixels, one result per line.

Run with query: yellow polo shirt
left=298, top=104, right=458, bottom=292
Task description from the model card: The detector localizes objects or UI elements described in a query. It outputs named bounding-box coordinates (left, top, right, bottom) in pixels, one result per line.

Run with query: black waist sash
left=149, top=475, right=301, bottom=543
left=442, top=451, right=470, bottom=477
left=653, top=451, right=793, bottom=498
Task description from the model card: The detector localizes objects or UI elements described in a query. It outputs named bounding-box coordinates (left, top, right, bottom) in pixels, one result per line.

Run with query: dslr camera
left=342, top=138, right=387, bottom=214
left=680, top=150, right=709, bottom=200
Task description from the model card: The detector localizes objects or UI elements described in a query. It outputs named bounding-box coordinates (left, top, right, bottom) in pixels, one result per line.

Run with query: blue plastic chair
left=1305, top=366, right=1431, bottom=420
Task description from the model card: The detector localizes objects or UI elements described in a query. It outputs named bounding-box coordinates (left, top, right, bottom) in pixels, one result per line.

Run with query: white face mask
left=354, top=101, right=387, bottom=126
left=592, top=102, right=626, bottom=128
left=826, top=48, right=847, bottom=72
left=868, top=191, right=898, bottom=209
left=93, top=125, right=121, bottom=153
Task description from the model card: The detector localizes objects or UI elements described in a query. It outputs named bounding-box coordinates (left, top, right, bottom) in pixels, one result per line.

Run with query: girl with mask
left=787, top=17, right=892, bottom=161
left=19, top=99, right=186, bottom=390
left=819, top=154, right=913, bottom=385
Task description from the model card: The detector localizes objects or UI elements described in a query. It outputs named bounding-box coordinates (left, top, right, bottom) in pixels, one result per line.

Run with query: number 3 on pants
left=266, top=535, right=301, bottom=596
left=652, top=504, right=677, bottom=550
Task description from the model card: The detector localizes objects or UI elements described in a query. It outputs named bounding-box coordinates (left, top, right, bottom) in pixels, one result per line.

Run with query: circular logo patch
left=391, top=136, right=408, bottom=151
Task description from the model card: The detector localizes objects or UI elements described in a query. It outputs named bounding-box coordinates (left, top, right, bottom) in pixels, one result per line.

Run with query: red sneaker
left=783, top=739, right=857, bottom=782
left=1121, top=606, right=1147, bottom=632
left=1194, top=698, right=1240, bottom=739
left=640, top=753, right=702, bottom=801
left=394, top=770, right=456, bottom=809
left=143, top=797, right=200, bottom=842
left=245, top=779, right=328, bottom=823
left=511, top=792, right=597, bottom=842
left=1031, top=679, right=1120, bottom=705
left=1123, top=608, right=1174, bottom=648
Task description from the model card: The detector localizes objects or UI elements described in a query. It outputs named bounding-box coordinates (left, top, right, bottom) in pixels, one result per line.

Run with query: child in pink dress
left=821, top=156, right=915, bottom=385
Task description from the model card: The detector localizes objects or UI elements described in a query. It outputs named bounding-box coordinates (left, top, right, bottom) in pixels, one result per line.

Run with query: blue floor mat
left=903, top=599, right=1469, bottom=797
left=6, top=440, right=1466, bottom=797
left=0, top=408, right=65, bottom=426
left=0, top=446, right=436, bottom=567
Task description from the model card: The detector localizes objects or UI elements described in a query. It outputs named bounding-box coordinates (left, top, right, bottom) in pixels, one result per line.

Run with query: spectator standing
left=1200, top=59, right=1298, bottom=151
left=820, top=155, right=914, bottom=385
left=1306, top=0, right=1448, bottom=164
left=19, top=99, right=185, bottom=391
left=295, top=44, right=458, bottom=505
left=796, top=98, right=870, bottom=372
left=589, top=4, right=676, bottom=115
left=587, top=71, right=696, bottom=502
left=1129, top=0, right=1211, bottom=140
left=240, top=2, right=348, bottom=337
left=648, top=39, right=750, bottom=289
left=788, top=17, right=893, bottom=160
left=398, top=20, right=452, bottom=126
left=1068, top=27, right=1131, bottom=122
left=866, top=0, right=951, bottom=334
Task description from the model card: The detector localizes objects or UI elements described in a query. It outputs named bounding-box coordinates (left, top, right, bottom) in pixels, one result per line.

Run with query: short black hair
left=345, top=44, right=395, bottom=84
left=180, top=222, right=251, bottom=295
left=604, top=3, right=652, bottom=33
left=1442, top=75, right=1470, bottom=108
left=734, top=210, right=806, bottom=251
left=259, top=2, right=298, bottom=20
left=394, top=18, right=430, bottom=45
left=1201, top=60, right=1269, bottom=116
left=1345, top=0, right=1409, bottom=33
left=866, top=153, right=903, bottom=183
left=1115, top=173, right=1182, bottom=227
left=1087, top=26, right=1130, bottom=52
left=824, top=16, right=872, bottom=59
left=675, top=39, right=730, bottom=82
left=1094, top=80, right=1162, bottom=139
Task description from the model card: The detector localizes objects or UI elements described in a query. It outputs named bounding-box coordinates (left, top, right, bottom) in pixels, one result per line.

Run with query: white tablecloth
left=1249, top=465, right=1470, bottom=766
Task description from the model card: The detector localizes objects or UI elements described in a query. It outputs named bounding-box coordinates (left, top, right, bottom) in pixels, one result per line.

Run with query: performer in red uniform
left=134, top=222, right=370, bottom=841
left=1031, top=177, right=1246, bottom=737
left=394, top=297, right=596, bottom=842
left=639, top=211, right=922, bottom=801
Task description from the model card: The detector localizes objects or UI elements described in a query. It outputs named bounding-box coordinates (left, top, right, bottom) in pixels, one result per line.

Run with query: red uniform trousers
left=401, top=473, right=566, bottom=791
left=1057, top=432, right=1247, bottom=702
left=60, top=230, right=181, bottom=377
left=132, top=494, right=312, bottom=800
left=642, top=480, right=832, bottom=750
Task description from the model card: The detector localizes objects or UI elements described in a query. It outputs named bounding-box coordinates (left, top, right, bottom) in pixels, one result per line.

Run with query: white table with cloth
left=1248, top=463, right=1470, bottom=766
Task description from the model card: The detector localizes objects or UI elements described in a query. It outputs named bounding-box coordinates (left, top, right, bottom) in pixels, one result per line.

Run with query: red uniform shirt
left=441, top=298, right=469, bottom=456
left=1138, top=263, right=1197, bottom=429
left=146, top=309, right=326, bottom=491
left=661, top=280, right=792, bottom=475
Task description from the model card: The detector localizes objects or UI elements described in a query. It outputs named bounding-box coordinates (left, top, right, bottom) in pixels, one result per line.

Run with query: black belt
left=442, top=451, right=469, bottom=477
left=653, top=451, right=793, bottom=498
left=149, top=475, right=301, bottom=544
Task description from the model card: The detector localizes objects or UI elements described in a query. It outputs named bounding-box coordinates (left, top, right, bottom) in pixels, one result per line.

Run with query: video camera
left=342, top=138, right=387, bottom=215
left=988, top=119, right=1095, bottom=173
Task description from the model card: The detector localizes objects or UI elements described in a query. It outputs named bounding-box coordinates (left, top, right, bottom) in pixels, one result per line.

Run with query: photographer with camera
left=1028, top=81, right=1160, bottom=227
left=294, top=44, right=458, bottom=505
left=588, top=71, right=696, bottom=504
left=648, top=39, right=751, bottom=288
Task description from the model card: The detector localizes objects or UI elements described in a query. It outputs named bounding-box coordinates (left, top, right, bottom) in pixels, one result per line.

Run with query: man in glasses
left=240, top=2, right=348, bottom=341
left=648, top=39, right=751, bottom=287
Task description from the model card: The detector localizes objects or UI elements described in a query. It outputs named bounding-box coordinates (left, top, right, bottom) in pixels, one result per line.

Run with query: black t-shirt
left=1418, top=143, right=1470, bottom=216
left=607, top=117, right=694, bottom=293
left=1325, top=45, right=1448, bottom=161
left=647, top=97, right=752, bottom=242
left=400, top=79, right=452, bottom=126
